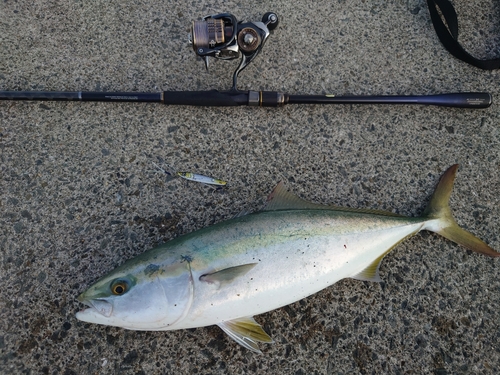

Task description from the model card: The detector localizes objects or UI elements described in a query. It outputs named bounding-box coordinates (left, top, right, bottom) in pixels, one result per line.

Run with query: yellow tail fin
left=423, top=164, right=499, bottom=257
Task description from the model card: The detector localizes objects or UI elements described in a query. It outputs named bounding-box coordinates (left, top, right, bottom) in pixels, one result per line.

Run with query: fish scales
left=80, top=210, right=422, bottom=331
left=168, top=210, right=426, bottom=328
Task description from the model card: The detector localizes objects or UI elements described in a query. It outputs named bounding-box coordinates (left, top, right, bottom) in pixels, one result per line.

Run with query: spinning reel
left=190, top=12, right=279, bottom=90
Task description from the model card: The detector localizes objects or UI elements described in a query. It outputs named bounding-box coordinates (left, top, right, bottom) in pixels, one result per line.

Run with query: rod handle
left=418, top=92, right=492, bottom=108
left=162, top=90, right=248, bottom=106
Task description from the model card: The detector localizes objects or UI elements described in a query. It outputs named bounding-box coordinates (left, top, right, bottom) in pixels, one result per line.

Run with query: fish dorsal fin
left=264, top=182, right=403, bottom=217
left=232, top=210, right=251, bottom=219
left=217, top=316, right=273, bottom=354
left=199, top=263, right=257, bottom=288
left=264, top=181, right=332, bottom=211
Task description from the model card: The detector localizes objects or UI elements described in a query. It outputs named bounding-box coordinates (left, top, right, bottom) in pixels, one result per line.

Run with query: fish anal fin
left=351, top=236, right=414, bottom=282
left=351, top=256, right=383, bottom=282
left=217, top=316, right=273, bottom=354
left=199, top=263, right=257, bottom=287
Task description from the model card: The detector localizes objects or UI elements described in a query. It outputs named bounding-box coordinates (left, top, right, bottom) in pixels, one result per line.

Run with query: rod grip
left=162, top=90, right=248, bottom=106
left=420, top=92, right=492, bottom=108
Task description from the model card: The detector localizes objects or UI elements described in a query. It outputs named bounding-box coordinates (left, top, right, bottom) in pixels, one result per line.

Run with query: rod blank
left=286, top=92, right=493, bottom=108
left=0, top=91, right=161, bottom=102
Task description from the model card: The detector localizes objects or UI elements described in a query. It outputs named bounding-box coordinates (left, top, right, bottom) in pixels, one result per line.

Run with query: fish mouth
left=77, top=296, right=113, bottom=318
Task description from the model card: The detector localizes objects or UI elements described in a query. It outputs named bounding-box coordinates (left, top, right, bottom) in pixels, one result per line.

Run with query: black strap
left=427, top=0, right=500, bottom=70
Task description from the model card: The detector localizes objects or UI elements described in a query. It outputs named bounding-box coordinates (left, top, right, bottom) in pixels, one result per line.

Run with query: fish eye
left=110, top=280, right=128, bottom=295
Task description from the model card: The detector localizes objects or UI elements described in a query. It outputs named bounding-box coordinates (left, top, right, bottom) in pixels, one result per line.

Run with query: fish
left=175, top=171, right=227, bottom=186
left=76, top=165, right=498, bottom=353
left=152, top=162, right=227, bottom=187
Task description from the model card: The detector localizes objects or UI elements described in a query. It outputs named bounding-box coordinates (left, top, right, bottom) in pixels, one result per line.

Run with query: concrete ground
left=1, top=0, right=499, bottom=374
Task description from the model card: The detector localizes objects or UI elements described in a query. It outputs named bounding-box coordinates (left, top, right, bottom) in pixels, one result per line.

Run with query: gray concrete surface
left=1, top=0, right=499, bottom=374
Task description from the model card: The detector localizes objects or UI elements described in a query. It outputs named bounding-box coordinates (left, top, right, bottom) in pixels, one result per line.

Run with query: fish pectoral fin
left=217, top=316, right=273, bottom=354
left=199, top=263, right=257, bottom=288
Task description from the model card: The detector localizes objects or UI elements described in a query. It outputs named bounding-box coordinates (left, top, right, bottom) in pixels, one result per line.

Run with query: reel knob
left=262, top=12, right=279, bottom=30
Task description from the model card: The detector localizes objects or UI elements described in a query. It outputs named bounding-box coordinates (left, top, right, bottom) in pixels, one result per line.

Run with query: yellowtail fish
left=76, top=165, right=498, bottom=353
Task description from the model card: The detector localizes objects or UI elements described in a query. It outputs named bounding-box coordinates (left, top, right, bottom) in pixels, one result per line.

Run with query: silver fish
left=76, top=165, right=498, bottom=353
left=153, top=162, right=227, bottom=187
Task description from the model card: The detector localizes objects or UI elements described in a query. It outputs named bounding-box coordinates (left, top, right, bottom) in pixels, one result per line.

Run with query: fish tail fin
left=422, top=164, right=499, bottom=257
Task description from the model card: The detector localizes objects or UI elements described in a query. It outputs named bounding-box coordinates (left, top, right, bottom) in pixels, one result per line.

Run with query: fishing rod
left=0, top=12, right=492, bottom=109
